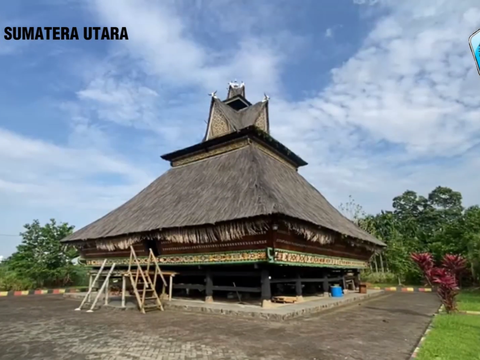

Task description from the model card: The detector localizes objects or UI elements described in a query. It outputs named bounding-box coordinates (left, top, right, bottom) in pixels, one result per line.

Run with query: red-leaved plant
left=411, top=253, right=467, bottom=313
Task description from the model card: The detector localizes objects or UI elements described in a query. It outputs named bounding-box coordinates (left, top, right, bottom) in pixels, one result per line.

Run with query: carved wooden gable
left=253, top=106, right=268, bottom=132
left=208, top=103, right=231, bottom=139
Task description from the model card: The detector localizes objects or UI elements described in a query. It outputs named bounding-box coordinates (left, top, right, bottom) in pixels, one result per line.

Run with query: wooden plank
left=212, top=285, right=261, bottom=293
left=272, top=296, right=297, bottom=304
left=211, top=271, right=259, bottom=277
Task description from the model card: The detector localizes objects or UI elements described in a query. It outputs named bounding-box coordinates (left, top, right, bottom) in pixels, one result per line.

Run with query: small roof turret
left=227, top=80, right=245, bottom=99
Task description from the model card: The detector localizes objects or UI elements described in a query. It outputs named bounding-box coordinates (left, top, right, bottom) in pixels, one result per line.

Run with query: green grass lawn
left=458, top=288, right=480, bottom=312
left=417, top=314, right=480, bottom=360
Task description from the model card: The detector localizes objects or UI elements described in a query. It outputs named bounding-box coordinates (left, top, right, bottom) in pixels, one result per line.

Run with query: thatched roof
left=63, top=83, right=385, bottom=250
left=62, top=139, right=385, bottom=248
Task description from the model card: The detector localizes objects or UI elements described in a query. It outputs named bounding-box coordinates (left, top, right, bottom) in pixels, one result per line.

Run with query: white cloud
left=87, top=0, right=289, bottom=97
left=325, top=28, right=333, bottom=38
left=269, top=0, right=480, bottom=212
left=0, top=128, right=153, bottom=210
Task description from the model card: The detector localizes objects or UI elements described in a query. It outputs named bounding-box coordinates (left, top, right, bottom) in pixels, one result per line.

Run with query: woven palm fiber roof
left=63, top=142, right=384, bottom=247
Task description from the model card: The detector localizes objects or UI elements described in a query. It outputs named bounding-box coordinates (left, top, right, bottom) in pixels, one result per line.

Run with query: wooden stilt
left=75, top=259, right=107, bottom=311
left=169, top=276, right=173, bottom=301
left=104, top=275, right=109, bottom=305
left=87, top=264, right=116, bottom=313
left=121, top=274, right=126, bottom=308
left=353, top=270, right=360, bottom=290
left=261, top=269, right=272, bottom=308
left=205, top=269, right=213, bottom=303
left=161, top=281, right=166, bottom=300
left=87, top=274, right=93, bottom=303
left=322, top=278, right=329, bottom=296
left=295, top=272, right=303, bottom=302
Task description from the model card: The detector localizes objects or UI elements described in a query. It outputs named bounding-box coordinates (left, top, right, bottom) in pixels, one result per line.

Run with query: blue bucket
left=331, top=286, right=343, bottom=298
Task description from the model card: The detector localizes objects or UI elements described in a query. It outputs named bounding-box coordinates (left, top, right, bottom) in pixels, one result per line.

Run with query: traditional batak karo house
left=62, top=81, right=386, bottom=308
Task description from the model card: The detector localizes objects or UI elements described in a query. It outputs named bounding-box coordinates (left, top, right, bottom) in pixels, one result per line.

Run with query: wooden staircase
left=127, top=246, right=167, bottom=314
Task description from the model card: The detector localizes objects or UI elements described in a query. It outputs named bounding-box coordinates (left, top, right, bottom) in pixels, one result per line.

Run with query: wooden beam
left=173, top=284, right=205, bottom=291
left=270, top=276, right=343, bottom=284
left=176, top=270, right=259, bottom=277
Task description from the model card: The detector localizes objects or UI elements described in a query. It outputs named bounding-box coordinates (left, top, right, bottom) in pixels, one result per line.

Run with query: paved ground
left=0, top=293, right=439, bottom=360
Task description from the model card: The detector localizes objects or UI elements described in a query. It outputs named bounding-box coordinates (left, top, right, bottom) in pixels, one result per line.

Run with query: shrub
left=360, top=270, right=397, bottom=284
left=0, top=269, right=36, bottom=291
left=411, top=253, right=467, bottom=313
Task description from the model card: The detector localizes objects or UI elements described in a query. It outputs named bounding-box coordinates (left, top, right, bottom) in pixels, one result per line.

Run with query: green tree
left=460, top=206, right=480, bottom=281
left=344, top=186, right=471, bottom=285
left=4, top=219, right=80, bottom=289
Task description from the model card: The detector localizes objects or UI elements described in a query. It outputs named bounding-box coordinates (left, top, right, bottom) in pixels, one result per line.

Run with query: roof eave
left=161, top=126, right=308, bottom=167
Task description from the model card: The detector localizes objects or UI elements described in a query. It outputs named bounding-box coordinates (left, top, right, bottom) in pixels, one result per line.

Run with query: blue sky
left=1, top=0, right=480, bottom=257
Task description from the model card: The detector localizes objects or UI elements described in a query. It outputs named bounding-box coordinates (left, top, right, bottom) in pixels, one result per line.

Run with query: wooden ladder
left=127, top=246, right=167, bottom=314
left=75, top=259, right=116, bottom=313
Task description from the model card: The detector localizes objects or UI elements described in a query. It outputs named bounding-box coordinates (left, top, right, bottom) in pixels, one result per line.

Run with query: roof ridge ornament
left=262, top=93, right=270, bottom=102
left=209, top=90, right=217, bottom=98
left=228, top=79, right=244, bottom=89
